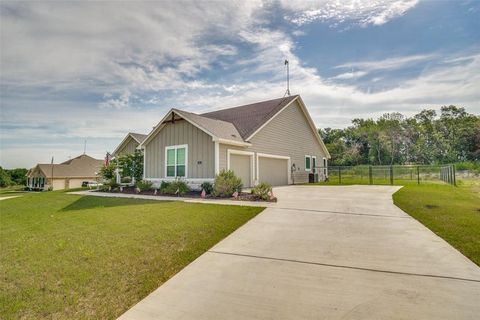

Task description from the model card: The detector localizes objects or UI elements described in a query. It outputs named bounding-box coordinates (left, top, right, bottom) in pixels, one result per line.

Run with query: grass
left=393, top=180, right=480, bottom=266
left=0, top=185, right=27, bottom=197
left=0, top=191, right=263, bottom=319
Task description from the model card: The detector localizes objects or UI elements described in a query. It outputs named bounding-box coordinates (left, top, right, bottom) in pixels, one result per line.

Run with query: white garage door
left=229, top=154, right=252, bottom=187
left=258, top=157, right=288, bottom=186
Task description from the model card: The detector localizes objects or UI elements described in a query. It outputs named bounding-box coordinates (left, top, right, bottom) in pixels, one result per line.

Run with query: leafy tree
left=0, top=167, right=12, bottom=187
left=319, top=105, right=479, bottom=165
left=100, top=161, right=116, bottom=181
left=116, top=150, right=144, bottom=182
left=6, top=168, right=28, bottom=185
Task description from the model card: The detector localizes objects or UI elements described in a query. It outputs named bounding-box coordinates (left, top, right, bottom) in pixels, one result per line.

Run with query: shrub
left=251, top=182, right=273, bottom=201
left=159, top=181, right=171, bottom=193
left=213, top=170, right=243, bottom=197
left=455, top=161, right=480, bottom=173
left=121, top=176, right=132, bottom=183
left=99, top=184, right=110, bottom=192
left=160, top=179, right=189, bottom=196
left=200, top=181, right=213, bottom=195
left=136, top=180, right=153, bottom=192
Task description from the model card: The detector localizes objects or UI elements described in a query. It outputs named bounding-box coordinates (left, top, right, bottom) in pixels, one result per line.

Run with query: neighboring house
left=138, top=95, right=330, bottom=188
left=112, top=132, right=147, bottom=157
left=26, top=154, right=103, bottom=190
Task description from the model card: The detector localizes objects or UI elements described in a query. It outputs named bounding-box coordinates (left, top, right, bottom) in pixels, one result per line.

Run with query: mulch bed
left=94, top=186, right=277, bottom=202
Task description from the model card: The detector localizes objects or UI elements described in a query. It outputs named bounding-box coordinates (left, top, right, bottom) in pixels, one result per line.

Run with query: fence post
left=369, top=166, right=373, bottom=185
left=452, top=164, right=456, bottom=186
left=390, top=165, right=393, bottom=185
left=417, top=166, right=420, bottom=184
left=338, top=167, right=341, bottom=184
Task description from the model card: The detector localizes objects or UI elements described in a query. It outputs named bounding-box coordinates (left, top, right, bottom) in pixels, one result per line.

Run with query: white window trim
left=256, top=153, right=291, bottom=185
left=164, top=144, right=188, bottom=178
left=214, top=141, right=220, bottom=175
left=305, top=155, right=312, bottom=172
left=311, top=156, right=317, bottom=173
left=323, top=157, right=328, bottom=177
left=227, top=149, right=255, bottom=187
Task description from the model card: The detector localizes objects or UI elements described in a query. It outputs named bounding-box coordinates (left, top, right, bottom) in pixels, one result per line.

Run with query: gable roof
left=29, top=154, right=103, bottom=178
left=201, top=95, right=298, bottom=140
left=172, top=109, right=244, bottom=143
left=112, top=132, right=147, bottom=156
left=140, top=95, right=329, bottom=158
left=129, top=133, right=147, bottom=143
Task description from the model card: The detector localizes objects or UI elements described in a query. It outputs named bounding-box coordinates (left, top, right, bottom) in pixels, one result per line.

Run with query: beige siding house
left=26, top=154, right=103, bottom=190
left=139, top=95, right=330, bottom=188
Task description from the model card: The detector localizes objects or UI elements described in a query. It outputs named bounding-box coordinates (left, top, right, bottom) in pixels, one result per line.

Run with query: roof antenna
left=284, top=59, right=290, bottom=97
left=83, top=139, right=87, bottom=155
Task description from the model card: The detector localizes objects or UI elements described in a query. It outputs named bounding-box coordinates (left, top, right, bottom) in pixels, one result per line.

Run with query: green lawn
left=0, top=191, right=263, bottom=319
left=393, top=181, right=480, bottom=266
left=0, top=185, right=27, bottom=197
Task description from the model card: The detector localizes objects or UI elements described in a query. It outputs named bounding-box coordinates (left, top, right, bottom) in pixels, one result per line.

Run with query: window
left=323, top=157, right=327, bottom=176
left=312, top=156, right=317, bottom=173
left=305, top=155, right=311, bottom=171
left=165, top=145, right=187, bottom=178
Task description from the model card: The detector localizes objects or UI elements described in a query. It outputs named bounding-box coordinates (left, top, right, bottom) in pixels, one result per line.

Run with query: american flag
left=104, top=152, right=112, bottom=165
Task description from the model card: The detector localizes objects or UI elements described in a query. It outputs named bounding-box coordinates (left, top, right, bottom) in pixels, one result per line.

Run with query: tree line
left=319, top=105, right=480, bottom=166
left=0, top=167, right=28, bottom=187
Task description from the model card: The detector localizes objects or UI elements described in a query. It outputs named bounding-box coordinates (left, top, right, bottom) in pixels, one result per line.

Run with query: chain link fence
left=312, top=164, right=457, bottom=186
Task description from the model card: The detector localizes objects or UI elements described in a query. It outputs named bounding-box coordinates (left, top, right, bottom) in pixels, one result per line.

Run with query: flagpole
left=51, top=156, right=54, bottom=190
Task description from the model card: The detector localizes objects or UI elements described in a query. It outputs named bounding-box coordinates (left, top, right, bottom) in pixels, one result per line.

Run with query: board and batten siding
left=116, top=137, right=139, bottom=156
left=219, top=100, right=327, bottom=184
left=144, top=119, right=215, bottom=179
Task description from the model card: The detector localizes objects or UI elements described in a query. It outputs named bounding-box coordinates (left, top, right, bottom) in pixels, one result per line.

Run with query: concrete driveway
left=118, top=185, right=480, bottom=320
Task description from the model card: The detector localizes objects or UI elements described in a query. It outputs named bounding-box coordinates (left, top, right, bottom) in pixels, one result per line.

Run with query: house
left=26, top=154, right=103, bottom=190
left=137, top=95, right=330, bottom=188
left=112, top=132, right=147, bottom=157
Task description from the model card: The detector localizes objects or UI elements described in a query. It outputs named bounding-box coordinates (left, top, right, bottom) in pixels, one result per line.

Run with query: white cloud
left=332, top=71, right=368, bottom=80
left=335, top=54, right=436, bottom=71
left=282, top=0, right=419, bottom=27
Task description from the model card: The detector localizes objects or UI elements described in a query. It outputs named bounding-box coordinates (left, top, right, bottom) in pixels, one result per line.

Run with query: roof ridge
left=201, top=95, right=298, bottom=116
left=174, top=108, right=238, bottom=126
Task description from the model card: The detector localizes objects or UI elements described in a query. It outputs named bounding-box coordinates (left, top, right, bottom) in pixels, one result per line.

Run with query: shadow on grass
left=60, top=195, right=164, bottom=212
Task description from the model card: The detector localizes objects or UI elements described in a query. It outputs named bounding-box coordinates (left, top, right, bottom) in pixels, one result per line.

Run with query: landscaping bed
left=95, top=186, right=277, bottom=202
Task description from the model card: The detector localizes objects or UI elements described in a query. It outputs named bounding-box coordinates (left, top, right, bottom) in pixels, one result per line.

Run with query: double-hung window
left=305, top=155, right=311, bottom=171
left=166, top=145, right=187, bottom=178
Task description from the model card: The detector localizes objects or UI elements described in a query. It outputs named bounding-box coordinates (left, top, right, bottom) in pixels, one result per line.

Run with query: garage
left=258, top=155, right=289, bottom=186
left=228, top=152, right=253, bottom=187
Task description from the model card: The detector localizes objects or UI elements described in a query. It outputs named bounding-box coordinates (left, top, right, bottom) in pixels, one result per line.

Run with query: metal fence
left=313, top=164, right=457, bottom=186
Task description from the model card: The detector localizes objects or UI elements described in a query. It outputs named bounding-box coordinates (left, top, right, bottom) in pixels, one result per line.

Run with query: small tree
left=116, top=151, right=143, bottom=182
left=100, top=161, right=116, bottom=181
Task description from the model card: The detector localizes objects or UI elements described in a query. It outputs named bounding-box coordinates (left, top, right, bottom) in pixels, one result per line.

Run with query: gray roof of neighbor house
left=28, top=154, right=103, bottom=178
left=201, top=95, right=298, bottom=140
left=129, top=133, right=148, bottom=143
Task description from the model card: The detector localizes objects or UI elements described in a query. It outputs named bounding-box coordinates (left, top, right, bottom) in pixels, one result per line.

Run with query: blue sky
left=1, top=0, right=479, bottom=168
